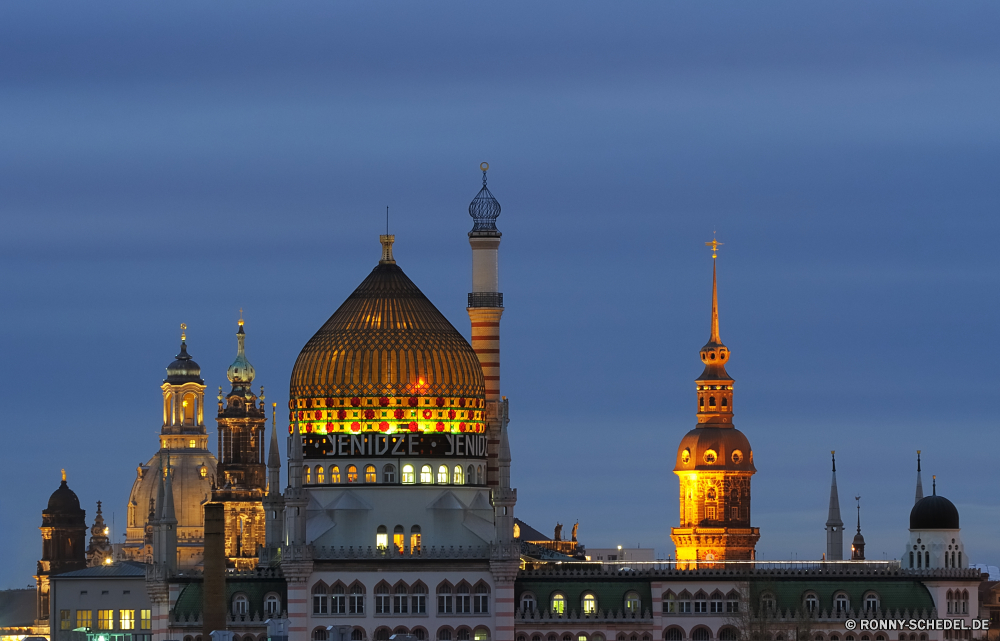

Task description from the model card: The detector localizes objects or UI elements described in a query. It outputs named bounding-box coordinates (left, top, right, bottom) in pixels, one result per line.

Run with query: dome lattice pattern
left=291, top=263, right=485, bottom=400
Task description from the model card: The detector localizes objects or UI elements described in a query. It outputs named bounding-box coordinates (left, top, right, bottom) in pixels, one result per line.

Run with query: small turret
left=851, top=496, right=865, bottom=560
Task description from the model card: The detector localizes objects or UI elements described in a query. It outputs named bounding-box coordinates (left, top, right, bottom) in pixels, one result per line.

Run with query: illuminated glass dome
left=289, top=246, right=486, bottom=437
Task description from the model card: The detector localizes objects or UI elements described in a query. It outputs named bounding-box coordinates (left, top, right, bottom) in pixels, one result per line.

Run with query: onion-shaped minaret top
left=469, top=162, right=501, bottom=237
left=227, top=315, right=255, bottom=386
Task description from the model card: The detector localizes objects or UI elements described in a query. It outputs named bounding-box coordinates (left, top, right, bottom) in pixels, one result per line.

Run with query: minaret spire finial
left=831, top=450, right=836, bottom=472
left=61, top=468, right=66, bottom=483
left=705, top=235, right=723, bottom=344
left=180, top=323, right=187, bottom=342
left=915, top=450, right=924, bottom=504
left=855, top=495, right=861, bottom=534
left=932, top=475, right=936, bottom=495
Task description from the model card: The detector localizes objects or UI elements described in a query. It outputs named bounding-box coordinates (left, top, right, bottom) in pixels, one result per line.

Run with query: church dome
left=166, top=341, right=203, bottom=384
left=910, top=494, right=959, bottom=530
left=289, top=239, right=486, bottom=436
left=674, top=426, right=755, bottom=473
left=126, top=451, right=217, bottom=544
left=46, top=478, right=82, bottom=514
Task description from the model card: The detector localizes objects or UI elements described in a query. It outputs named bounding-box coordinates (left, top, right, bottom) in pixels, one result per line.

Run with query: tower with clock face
left=670, top=246, right=760, bottom=565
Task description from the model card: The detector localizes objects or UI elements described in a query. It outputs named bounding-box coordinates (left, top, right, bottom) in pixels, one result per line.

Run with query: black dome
left=46, top=480, right=82, bottom=513
left=910, top=495, right=959, bottom=530
left=166, top=341, right=203, bottom=384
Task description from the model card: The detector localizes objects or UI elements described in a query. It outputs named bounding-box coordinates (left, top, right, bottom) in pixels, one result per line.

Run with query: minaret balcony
left=468, top=292, right=503, bottom=308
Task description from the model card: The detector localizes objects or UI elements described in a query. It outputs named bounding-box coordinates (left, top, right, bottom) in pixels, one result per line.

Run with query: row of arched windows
left=312, top=580, right=491, bottom=616
left=229, top=592, right=281, bottom=617
left=305, top=463, right=484, bottom=486
left=662, top=590, right=739, bottom=614
left=313, top=626, right=491, bottom=641
left=375, top=524, right=421, bottom=551
left=756, top=590, right=879, bottom=615
left=946, top=589, right=969, bottom=615
left=520, top=591, right=642, bottom=615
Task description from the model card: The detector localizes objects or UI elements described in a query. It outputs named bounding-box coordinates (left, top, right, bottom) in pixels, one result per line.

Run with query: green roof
left=174, top=578, right=287, bottom=619
left=517, top=579, right=652, bottom=616
left=749, top=579, right=934, bottom=615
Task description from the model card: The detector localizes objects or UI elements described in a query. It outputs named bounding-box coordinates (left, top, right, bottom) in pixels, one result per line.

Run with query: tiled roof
left=54, top=561, right=148, bottom=578
left=752, top=579, right=935, bottom=614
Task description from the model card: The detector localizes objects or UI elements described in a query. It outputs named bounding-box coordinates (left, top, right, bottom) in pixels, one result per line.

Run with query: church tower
left=671, top=241, right=759, bottom=565
left=35, top=470, right=87, bottom=625
left=826, top=451, right=844, bottom=560
left=212, top=317, right=267, bottom=569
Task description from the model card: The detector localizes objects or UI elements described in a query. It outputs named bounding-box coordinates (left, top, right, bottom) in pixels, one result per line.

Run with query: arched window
left=330, top=465, right=341, bottom=483
left=412, top=583, right=427, bottom=614
left=473, top=583, right=490, bottom=614
left=316, top=465, right=325, bottom=484
left=331, top=583, right=346, bottom=614
left=304, top=466, right=312, bottom=484
left=474, top=632, right=488, bottom=641
left=376, top=525, right=388, bottom=549
left=925, top=551, right=930, bottom=567
left=722, top=398, right=728, bottom=407
left=347, top=465, right=358, bottom=483
left=663, top=592, right=676, bottom=613
left=805, top=593, right=818, bottom=614
left=314, top=629, right=329, bottom=641
left=551, top=592, right=566, bottom=614
left=582, top=592, right=597, bottom=614
left=402, top=464, right=415, bottom=484
left=720, top=630, right=738, bottom=641
left=183, top=393, right=196, bottom=425
left=909, top=551, right=914, bottom=568
left=835, top=593, right=850, bottom=615
left=477, top=465, right=483, bottom=484
left=456, top=583, right=472, bottom=614
left=709, top=396, right=716, bottom=407
left=438, top=583, right=453, bottom=614
left=312, top=583, right=328, bottom=615
left=383, top=464, right=396, bottom=483
left=467, top=465, right=476, bottom=485
left=375, top=629, right=391, bottom=641
left=393, top=583, right=409, bottom=614
left=692, top=630, right=710, bottom=641
left=349, top=585, right=365, bottom=614
left=351, top=630, right=364, bottom=641
left=710, top=590, right=724, bottom=613
left=962, top=590, right=969, bottom=614
left=453, top=465, right=464, bottom=484
left=413, top=629, right=427, bottom=641
left=694, top=591, right=707, bottom=613
left=265, top=593, right=281, bottom=616
left=521, top=592, right=536, bottom=613
left=438, top=465, right=449, bottom=484
left=421, top=465, right=433, bottom=483
left=375, top=584, right=391, bottom=614
left=665, top=630, right=683, bottom=641
left=726, top=590, right=740, bottom=613
left=439, top=630, right=453, bottom=641
left=864, top=593, right=879, bottom=612
left=393, top=525, right=405, bottom=552
left=232, top=594, right=249, bottom=616
left=365, top=465, right=376, bottom=483
left=410, top=525, right=422, bottom=551
left=700, top=397, right=705, bottom=408
left=761, top=593, right=776, bottom=613
left=678, top=590, right=692, bottom=613
left=625, top=591, right=641, bottom=614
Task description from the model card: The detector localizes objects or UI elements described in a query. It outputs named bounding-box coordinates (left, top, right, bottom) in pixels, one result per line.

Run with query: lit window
left=120, top=609, right=135, bottom=630
left=706, top=506, right=717, bottom=520
left=189, top=439, right=196, bottom=448
left=420, top=465, right=432, bottom=484
left=60, top=610, right=71, bottom=630
left=366, top=465, right=377, bottom=483
left=475, top=630, right=489, bottom=641
left=438, top=465, right=449, bottom=484
left=625, top=592, right=641, bottom=614
left=76, top=610, right=92, bottom=630
left=453, top=465, right=464, bottom=484
left=140, top=609, right=151, bottom=630
left=199, top=465, right=208, bottom=478
left=393, top=525, right=405, bottom=552
left=410, top=525, right=422, bottom=551
left=330, top=465, right=341, bottom=483
left=316, top=465, right=326, bottom=484
left=377, top=525, right=388, bottom=549
left=233, top=594, right=249, bottom=615
left=582, top=593, right=597, bottom=614
left=383, top=464, right=396, bottom=483
left=347, top=465, right=358, bottom=483
left=402, top=465, right=415, bottom=484
left=304, top=466, right=312, bottom=484
left=551, top=593, right=566, bottom=614
left=97, top=609, right=113, bottom=630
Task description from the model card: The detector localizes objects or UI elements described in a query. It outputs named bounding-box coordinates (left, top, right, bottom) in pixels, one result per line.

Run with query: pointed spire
left=915, top=450, right=924, bottom=504
left=227, top=316, right=255, bottom=385
left=710, top=259, right=721, bottom=344
left=154, top=454, right=166, bottom=522
left=855, top=495, right=862, bottom=535
left=162, top=460, right=176, bottom=524
left=932, top=475, right=936, bottom=496
left=268, top=404, right=281, bottom=469
left=827, top=451, right=842, bottom=525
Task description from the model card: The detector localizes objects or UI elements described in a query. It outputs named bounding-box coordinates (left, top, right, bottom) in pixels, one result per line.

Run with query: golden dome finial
left=180, top=323, right=187, bottom=342
left=238, top=308, right=244, bottom=327
left=705, top=232, right=723, bottom=259
left=61, top=468, right=66, bottom=482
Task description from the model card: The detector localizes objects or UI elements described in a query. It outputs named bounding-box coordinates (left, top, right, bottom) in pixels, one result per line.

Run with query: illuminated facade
left=212, top=318, right=267, bottom=570
left=671, top=248, right=760, bottom=564
left=121, top=332, right=218, bottom=569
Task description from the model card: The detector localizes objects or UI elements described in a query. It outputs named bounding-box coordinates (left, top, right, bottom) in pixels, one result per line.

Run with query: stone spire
left=86, top=501, right=113, bottom=567
left=915, top=450, right=924, bottom=504
left=284, top=422, right=307, bottom=546
left=696, top=241, right=735, bottom=426
left=262, top=404, right=285, bottom=556
left=825, top=451, right=844, bottom=560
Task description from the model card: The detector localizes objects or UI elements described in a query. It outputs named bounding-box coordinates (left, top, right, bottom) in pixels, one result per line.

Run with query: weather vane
left=705, top=232, right=723, bottom=259
left=180, top=323, right=187, bottom=341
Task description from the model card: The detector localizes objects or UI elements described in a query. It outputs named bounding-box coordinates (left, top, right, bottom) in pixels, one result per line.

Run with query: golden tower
left=671, top=240, right=760, bottom=565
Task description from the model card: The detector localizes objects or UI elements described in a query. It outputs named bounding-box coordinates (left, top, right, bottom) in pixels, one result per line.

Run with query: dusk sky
left=2, top=1, right=999, bottom=588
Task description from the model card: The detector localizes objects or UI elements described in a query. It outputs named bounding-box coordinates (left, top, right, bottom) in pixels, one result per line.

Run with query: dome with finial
left=468, top=162, right=501, bottom=236
left=46, top=470, right=84, bottom=515
left=166, top=327, right=203, bottom=384
left=227, top=319, right=256, bottom=385
left=910, top=478, right=959, bottom=530
left=289, top=236, right=486, bottom=437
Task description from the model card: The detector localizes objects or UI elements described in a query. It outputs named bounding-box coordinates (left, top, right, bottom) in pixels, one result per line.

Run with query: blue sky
left=2, top=1, right=999, bottom=587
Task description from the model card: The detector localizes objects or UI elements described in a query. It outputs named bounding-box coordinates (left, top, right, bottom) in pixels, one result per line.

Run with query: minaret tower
left=212, top=315, right=267, bottom=570
left=914, top=450, right=924, bottom=504
left=671, top=239, right=760, bottom=565
left=467, top=162, right=505, bottom=489
left=261, top=403, right=285, bottom=565
left=825, top=451, right=844, bottom=560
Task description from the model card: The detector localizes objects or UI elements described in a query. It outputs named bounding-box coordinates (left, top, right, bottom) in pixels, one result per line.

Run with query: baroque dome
left=910, top=494, right=959, bottom=530
left=166, top=341, right=203, bottom=384
left=46, top=477, right=83, bottom=514
left=674, top=426, right=755, bottom=473
left=290, top=261, right=485, bottom=402
left=126, top=451, right=217, bottom=540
